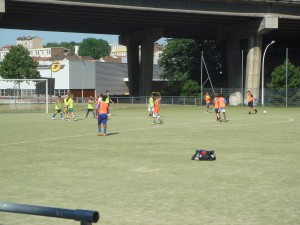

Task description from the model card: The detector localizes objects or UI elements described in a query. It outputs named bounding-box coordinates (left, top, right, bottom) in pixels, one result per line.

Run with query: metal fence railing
left=0, top=88, right=299, bottom=113
left=0, top=202, right=99, bottom=225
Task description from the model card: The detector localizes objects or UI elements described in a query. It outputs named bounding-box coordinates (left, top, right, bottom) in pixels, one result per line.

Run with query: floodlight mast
left=261, top=40, right=275, bottom=107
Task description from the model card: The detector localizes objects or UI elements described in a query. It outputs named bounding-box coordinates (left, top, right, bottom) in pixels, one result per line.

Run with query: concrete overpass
left=1, top=0, right=300, bottom=96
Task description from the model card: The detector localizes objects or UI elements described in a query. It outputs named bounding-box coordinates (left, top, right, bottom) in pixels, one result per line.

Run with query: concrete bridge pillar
left=226, top=39, right=241, bottom=88
left=119, top=27, right=163, bottom=96
left=245, top=35, right=262, bottom=101
left=126, top=43, right=140, bottom=96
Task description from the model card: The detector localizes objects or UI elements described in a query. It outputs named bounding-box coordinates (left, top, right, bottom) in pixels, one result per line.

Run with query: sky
left=0, top=28, right=166, bottom=47
left=0, top=28, right=120, bottom=47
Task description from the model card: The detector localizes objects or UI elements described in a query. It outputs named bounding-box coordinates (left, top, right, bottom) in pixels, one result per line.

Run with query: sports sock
left=98, top=127, right=101, bottom=133
left=103, top=128, right=106, bottom=134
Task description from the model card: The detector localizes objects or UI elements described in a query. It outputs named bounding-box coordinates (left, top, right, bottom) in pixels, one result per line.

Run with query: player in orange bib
left=213, top=93, right=220, bottom=121
left=97, top=96, right=109, bottom=136
left=153, top=96, right=162, bottom=124
left=218, top=94, right=227, bottom=122
left=205, top=92, right=213, bottom=113
left=247, top=90, right=257, bottom=114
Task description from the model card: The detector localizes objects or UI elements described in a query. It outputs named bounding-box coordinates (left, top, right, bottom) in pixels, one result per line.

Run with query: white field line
left=0, top=114, right=297, bottom=146
left=0, top=122, right=191, bottom=146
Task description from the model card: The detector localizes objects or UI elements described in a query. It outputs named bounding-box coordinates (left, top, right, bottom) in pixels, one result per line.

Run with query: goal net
left=0, top=79, right=49, bottom=113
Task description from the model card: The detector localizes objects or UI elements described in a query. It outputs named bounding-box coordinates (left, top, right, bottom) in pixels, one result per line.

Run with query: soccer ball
left=263, top=110, right=267, bottom=114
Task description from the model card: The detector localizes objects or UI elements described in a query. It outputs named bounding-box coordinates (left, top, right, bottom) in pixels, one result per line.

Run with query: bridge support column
left=126, top=43, right=140, bottom=96
left=140, top=40, right=155, bottom=96
left=245, top=35, right=262, bottom=101
left=119, top=27, right=163, bottom=96
left=226, top=39, right=241, bottom=88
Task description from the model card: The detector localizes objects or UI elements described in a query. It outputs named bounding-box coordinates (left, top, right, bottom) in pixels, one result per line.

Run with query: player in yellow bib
left=148, top=94, right=154, bottom=117
left=86, top=96, right=95, bottom=118
left=52, top=96, right=64, bottom=120
left=67, top=94, right=76, bottom=121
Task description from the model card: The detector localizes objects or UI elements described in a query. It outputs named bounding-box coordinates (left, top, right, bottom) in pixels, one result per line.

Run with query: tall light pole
left=50, top=49, right=68, bottom=96
left=261, top=40, right=275, bottom=107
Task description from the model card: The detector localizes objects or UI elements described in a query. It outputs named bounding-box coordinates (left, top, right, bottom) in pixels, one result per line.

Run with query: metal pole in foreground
left=0, top=202, right=100, bottom=225
left=261, top=40, right=275, bottom=107
left=200, top=51, right=203, bottom=106
left=285, top=48, right=288, bottom=108
left=241, top=49, right=244, bottom=106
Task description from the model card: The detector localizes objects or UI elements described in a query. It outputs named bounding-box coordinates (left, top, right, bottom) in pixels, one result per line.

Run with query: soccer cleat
left=159, top=120, right=163, bottom=124
left=97, top=133, right=102, bottom=136
left=248, top=112, right=251, bottom=114
left=102, top=134, right=107, bottom=136
left=52, top=117, right=55, bottom=120
left=61, top=118, right=64, bottom=120
left=255, top=109, right=257, bottom=114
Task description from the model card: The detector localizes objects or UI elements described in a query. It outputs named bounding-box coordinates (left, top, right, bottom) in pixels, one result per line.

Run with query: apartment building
left=16, top=36, right=43, bottom=49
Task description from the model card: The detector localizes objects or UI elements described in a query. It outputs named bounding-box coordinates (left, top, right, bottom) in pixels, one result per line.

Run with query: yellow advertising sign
left=50, top=62, right=61, bottom=72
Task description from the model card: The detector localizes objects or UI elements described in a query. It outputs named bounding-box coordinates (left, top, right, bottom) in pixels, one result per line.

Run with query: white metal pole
left=286, top=48, right=288, bottom=108
left=46, top=79, right=49, bottom=113
left=261, top=40, right=275, bottom=107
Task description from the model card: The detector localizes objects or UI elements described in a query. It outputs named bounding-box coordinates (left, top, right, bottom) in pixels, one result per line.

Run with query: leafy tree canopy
left=158, top=39, right=225, bottom=95
left=0, top=45, right=40, bottom=79
left=78, top=38, right=111, bottom=59
left=268, top=60, right=300, bottom=88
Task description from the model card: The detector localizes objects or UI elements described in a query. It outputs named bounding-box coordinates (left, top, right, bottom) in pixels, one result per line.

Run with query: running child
left=247, top=90, right=257, bottom=114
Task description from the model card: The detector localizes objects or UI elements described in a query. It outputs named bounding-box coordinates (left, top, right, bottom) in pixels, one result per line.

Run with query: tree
left=268, top=60, right=300, bottom=88
left=267, top=60, right=300, bottom=106
left=158, top=39, right=225, bottom=95
left=0, top=45, right=40, bottom=79
left=78, top=38, right=111, bottom=59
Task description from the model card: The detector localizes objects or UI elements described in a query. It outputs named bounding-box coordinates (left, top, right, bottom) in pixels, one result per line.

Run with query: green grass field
left=0, top=106, right=299, bottom=225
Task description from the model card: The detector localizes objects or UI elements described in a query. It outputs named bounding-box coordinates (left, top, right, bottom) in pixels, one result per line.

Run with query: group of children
left=205, top=92, right=227, bottom=122
left=52, top=92, right=76, bottom=121
left=148, top=94, right=163, bottom=124
left=52, top=90, right=113, bottom=137
left=205, top=90, right=258, bottom=122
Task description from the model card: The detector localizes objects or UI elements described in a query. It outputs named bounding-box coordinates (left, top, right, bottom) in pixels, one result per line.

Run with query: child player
left=67, top=94, right=76, bottom=121
left=247, top=90, right=257, bottom=114
left=213, top=93, right=220, bottom=121
left=205, top=92, right=213, bottom=113
left=153, top=96, right=162, bottom=124
left=52, top=96, right=64, bottom=120
left=63, top=94, right=70, bottom=116
left=148, top=94, right=154, bottom=117
left=86, top=96, right=95, bottom=118
left=97, top=95, right=109, bottom=136
left=218, top=94, right=227, bottom=122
